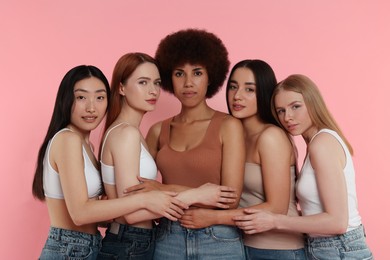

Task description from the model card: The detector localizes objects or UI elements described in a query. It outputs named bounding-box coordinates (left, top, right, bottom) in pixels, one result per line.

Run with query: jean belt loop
left=52, top=227, right=61, bottom=241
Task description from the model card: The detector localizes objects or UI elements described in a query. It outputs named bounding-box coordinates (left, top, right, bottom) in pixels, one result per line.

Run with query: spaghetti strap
left=100, top=123, right=130, bottom=159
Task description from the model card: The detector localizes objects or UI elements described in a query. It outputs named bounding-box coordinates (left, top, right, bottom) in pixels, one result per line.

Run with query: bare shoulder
left=309, top=131, right=345, bottom=165
left=53, top=129, right=83, bottom=148
left=108, top=124, right=141, bottom=144
left=259, top=125, right=290, bottom=145
left=220, top=113, right=243, bottom=131
left=309, top=131, right=342, bottom=153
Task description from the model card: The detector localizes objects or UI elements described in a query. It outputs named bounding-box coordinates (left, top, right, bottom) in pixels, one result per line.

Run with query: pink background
left=1, top=1, right=388, bottom=259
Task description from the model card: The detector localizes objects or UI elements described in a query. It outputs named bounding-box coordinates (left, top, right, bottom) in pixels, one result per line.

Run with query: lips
left=146, top=99, right=157, bottom=105
left=182, top=91, right=196, bottom=98
left=232, top=103, right=245, bottom=111
left=286, top=123, right=298, bottom=131
left=82, top=116, right=98, bottom=123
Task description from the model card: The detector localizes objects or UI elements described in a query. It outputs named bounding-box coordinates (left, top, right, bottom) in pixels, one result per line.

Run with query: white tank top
left=43, top=128, right=102, bottom=199
left=100, top=123, right=157, bottom=185
left=296, top=129, right=361, bottom=236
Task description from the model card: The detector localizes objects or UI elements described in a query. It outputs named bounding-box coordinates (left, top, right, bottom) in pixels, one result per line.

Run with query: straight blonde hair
left=271, top=74, right=353, bottom=155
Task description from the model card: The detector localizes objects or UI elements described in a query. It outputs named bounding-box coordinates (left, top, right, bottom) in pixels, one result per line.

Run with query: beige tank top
left=240, top=163, right=304, bottom=249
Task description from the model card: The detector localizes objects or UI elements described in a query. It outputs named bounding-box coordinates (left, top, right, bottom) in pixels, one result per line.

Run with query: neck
left=241, top=115, right=266, bottom=137
left=177, top=102, right=214, bottom=122
left=116, top=106, right=145, bottom=127
left=67, top=125, right=90, bottom=144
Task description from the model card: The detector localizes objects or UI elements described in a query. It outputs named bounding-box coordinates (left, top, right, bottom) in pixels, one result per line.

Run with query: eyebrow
left=229, top=80, right=256, bottom=86
left=275, top=100, right=302, bottom=109
left=74, top=88, right=107, bottom=93
left=174, top=67, right=204, bottom=71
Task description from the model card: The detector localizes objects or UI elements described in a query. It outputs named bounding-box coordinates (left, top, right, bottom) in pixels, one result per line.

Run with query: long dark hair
left=226, top=59, right=278, bottom=125
left=32, top=65, right=110, bottom=200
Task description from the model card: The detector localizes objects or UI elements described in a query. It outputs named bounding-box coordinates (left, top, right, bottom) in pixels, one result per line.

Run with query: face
left=227, top=67, right=257, bottom=120
left=274, top=89, right=317, bottom=139
left=70, top=77, right=108, bottom=133
left=172, top=63, right=209, bottom=107
left=120, top=62, right=161, bottom=112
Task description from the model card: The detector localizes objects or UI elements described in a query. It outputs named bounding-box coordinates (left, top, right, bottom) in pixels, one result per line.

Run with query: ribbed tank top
left=156, top=111, right=226, bottom=188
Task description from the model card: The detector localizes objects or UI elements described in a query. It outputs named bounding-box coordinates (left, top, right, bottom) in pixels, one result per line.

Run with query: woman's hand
left=123, top=177, right=164, bottom=194
left=233, top=208, right=276, bottom=234
left=143, top=190, right=188, bottom=221
left=180, top=208, right=215, bottom=229
left=177, top=183, right=237, bottom=208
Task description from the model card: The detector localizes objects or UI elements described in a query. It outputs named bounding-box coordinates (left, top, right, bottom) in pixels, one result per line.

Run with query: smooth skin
left=124, top=63, right=244, bottom=210
left=179, top=67, right=295, bottom=228
left=233, top=89, right=348, bottom=235
left=47, top=77, right=188, bottom=235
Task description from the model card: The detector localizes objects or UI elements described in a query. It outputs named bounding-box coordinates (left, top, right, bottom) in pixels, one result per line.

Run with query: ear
left=119, top=83, right=125, bottom=96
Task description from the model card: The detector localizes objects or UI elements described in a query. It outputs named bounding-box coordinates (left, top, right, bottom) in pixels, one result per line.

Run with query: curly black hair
left=155, top=28, right=230, bottom=98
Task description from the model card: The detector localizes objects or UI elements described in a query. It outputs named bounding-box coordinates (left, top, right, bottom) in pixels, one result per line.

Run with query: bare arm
left=234, top=132, right=349, bottom=235
left=181, top=125, right=292, bottom=228
left=54, top=131, right=187, bottom=226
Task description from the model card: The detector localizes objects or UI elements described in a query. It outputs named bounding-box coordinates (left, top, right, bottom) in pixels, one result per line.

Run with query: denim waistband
left=158, top=218, right=240, bottom=234
left=108, top=222, right=154, bottom=237
left=158, top=218, right=210, bottom=233
left=48, top=226, right=102, bottom=246
left=306, top=225, right=366, bottom=246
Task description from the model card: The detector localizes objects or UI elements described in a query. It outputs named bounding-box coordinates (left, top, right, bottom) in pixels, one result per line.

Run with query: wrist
left=273, top=213, right=283, bottom=230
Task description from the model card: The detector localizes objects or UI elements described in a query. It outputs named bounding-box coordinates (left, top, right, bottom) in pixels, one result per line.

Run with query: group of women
left=32, top=28, right=373, bottom=259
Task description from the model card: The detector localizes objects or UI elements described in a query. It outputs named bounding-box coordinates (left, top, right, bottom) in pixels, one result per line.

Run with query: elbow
left=124, top=215, right=137, bottom=225
left=69, top=211, right=90, bottom=226
left=332, top=220, right=348, bottom=235
left=72, top=215, right=89, bottom=226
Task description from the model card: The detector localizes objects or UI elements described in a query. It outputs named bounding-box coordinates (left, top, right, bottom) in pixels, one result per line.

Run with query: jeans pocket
left=210, top=225, right=240, bottom=242
left=343, top=248, right=373, bottom=260
left=66, top=243, right=93, bottom=259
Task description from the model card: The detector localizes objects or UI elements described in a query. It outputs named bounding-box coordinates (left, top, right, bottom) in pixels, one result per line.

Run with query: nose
left=86, top=99, right=96, bottom=113
left=184, top=75, right=193, bottom=88
left=233, top=88, right=242, bottom=100
left=284, top=109, right=292, bottom=122
left=149, top=84, right=159, bottom=95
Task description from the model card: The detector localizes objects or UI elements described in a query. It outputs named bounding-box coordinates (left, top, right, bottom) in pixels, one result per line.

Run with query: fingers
left=219, top=186, right=237, bottom=192
left=123, top=184, right=144, bottom=194
left=171, top=197, right=189, bottom=210
left=163, top=212, right=178, bottom=222
left=215, top=202, right=230, bottom=209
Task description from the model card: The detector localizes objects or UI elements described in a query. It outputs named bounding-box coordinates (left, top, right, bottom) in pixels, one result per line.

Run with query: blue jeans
left=305, top=225, right=373, bottom=259
left=245, top=246, right=306, bottom=260
left=97, top=222, right=155, bottom=260
left=39, top=226, right=102, bottom=260
left=153, top=218, right=245, bottom=260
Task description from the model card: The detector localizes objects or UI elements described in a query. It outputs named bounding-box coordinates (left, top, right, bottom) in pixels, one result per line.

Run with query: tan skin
left=233, top=89, right=348, bottom=235
left=124, top=63, right=245, bottom=211
left=179, top=67, right=295, bottom=229
left=47, top=77, right=188, bottom=235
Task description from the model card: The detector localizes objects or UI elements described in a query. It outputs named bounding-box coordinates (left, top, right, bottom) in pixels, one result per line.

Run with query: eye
left=76, top=95, right=86, bottom=100
left=174, top=71, right=183, bottom=77
left=276, top=109, right=285, bottom=115
left=155, top=80, right=162, bottom=86
left=194, top=70, right=203, bottom=76
left=227, top=84, right=237, bottom=91
left=97, top=96, right=106, bottom=101
left=138, top=80, right=148, bottom=85
left=292, top=104, right=301, bottom=110
left=245, top=87, right=255, bottom=92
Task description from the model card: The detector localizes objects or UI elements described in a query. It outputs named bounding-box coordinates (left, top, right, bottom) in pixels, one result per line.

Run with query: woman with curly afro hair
left=125, top=29, right=246, bottom=259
